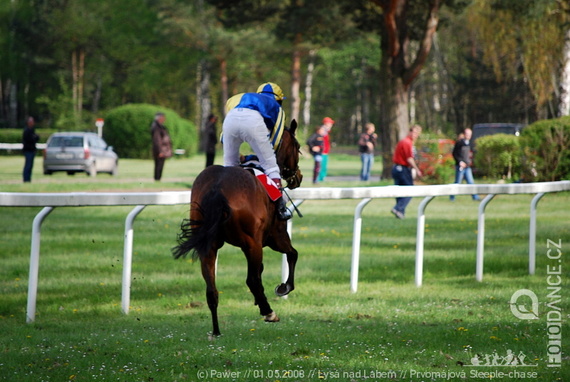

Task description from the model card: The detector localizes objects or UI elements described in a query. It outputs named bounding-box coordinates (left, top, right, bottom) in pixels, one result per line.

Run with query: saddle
left=240, top=155, right=282, bottom=202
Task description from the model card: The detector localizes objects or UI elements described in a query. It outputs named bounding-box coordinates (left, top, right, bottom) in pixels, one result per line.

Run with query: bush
left=520, top=117, right=570, bottom=181
left=416, top=138, right=456, bottom=184
left=103, top=104, right=198, bottom=159
left=474, top=134, right=521, bottom=179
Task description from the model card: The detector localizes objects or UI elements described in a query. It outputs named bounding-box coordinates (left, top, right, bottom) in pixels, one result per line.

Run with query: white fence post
left=27, top=206, right=54, bottom=323
left=476, top=194, right=495, bottom=282
left=529, top=192, right=545, bottom=275
left=122, top=205, right=146, bottom=314
left=350, top=198, right=372, bottom=293
left=415, top=196, right=435, bottom=287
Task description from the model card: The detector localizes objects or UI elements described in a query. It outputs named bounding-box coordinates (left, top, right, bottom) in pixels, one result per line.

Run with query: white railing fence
left=1, top=181, right=568, bottom=323
left=287, top=181, right=570, bottom=291
left=2, top=191, right=190, bottom=323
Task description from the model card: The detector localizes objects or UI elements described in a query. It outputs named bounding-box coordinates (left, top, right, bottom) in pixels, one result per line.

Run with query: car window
left=48, top=136, right=84, bottom=147
left=87, top=136, right=102, bottom=149
left=97, top=137, right=108, bottom=149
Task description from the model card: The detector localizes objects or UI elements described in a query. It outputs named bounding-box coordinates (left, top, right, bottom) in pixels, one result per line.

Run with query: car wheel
left=110, top=163, right=118, bottom=176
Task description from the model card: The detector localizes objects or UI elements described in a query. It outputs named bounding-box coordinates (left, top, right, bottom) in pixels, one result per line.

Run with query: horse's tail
left=172, top=190, right=231, bottom=261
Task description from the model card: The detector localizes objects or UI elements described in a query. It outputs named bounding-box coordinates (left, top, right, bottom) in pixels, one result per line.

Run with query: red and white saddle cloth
left=250, top=168, right=282, bottom=202
left=240, top=156, right=282, bottom=201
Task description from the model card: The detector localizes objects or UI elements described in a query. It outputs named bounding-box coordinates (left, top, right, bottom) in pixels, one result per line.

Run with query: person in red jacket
left=317, top=117, right=334, bottom=182
left=391, top=124, right=423, bottom=219
left=307, top=125, right=326, bottom=184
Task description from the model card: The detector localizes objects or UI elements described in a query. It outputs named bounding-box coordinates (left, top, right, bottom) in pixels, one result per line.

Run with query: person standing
left=22, top=116, right=39, bottom=183
left=450, top=128, right=480, bottom=201
left=150, top=112, right=172, bottom=181
left=204, top=114, right=218, bottom=168
left=307, top=125, right=326, bottom=184
left=391, top=124, right=423, bottom=219
left=222, top=82, right=291, bottom=220
left=358, top=122, right=377, bottom=181
left=317, top=117, right=334, bottom=182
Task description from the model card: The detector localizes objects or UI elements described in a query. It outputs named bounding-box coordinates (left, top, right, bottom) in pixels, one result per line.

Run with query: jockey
left=222, top=82, right=292, bottom=220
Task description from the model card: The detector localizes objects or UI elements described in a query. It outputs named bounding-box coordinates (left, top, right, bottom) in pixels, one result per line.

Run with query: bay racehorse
left=172, top=120, right=302, bottom=336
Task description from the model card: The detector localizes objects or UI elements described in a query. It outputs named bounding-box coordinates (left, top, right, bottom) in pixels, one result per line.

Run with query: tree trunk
left=9, top=81, right=17, bottom=128
left=303, top=49, right=316, bottom=136
left=379, top=56, right=409, bottom=179
left=78, top=49, right=85, bottom=120
left=92, top=72, right=102, bottom=115
left=559, top=28, right=570, bottom=117
left=290, top=39, right=302, bottom=124
left=72, top=51, right=77, bottom=116
left=71, top=48, right=85, bottom=122
left=375, top=0, right=441, bottom=179
left=197, top=59, right=212, bottom=152
left=220, top=58, right=228, bottom=117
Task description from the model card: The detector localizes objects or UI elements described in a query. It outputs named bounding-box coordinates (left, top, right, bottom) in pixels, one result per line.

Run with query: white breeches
left=222, top=108, right=281, bottom=179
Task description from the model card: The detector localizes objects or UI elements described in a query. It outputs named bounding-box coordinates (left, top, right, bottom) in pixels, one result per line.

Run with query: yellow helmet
left=257, top=82, right=286, bottom=101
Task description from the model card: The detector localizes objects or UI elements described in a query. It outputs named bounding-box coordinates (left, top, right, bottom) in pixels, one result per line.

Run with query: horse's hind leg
left=244, top=245, right=279, bottom=322
left=201, top=251, right=221, bottom=336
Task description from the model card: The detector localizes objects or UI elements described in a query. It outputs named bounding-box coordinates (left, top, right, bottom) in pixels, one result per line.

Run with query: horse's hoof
left=264, top=311, right=280, bottom=322
left=275, top=283, right=293, bottom=296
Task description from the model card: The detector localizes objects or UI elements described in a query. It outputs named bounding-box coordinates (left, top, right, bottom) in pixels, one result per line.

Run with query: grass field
left=1, top=153, right=568, bottom=381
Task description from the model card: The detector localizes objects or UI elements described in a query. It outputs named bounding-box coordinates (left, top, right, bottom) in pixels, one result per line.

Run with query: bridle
left=278, top=129, right=302, bottom=189
left=282, top=164, right=301, bottom=189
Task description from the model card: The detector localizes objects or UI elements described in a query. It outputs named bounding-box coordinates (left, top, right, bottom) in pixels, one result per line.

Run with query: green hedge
left=474, top=133, right=521, bottom=179
left=520, top=116, right=570, bottom=181
left=0, top=128, right=57, bottom=144
left=0, top=128, right=58, bottom=156
left=1, top=104, right=198, bottom=161
left=103, top=104, right=197, bottom=159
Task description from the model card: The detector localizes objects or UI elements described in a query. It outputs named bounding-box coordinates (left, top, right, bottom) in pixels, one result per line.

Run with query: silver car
left=43, top=132, right=118, bottom=177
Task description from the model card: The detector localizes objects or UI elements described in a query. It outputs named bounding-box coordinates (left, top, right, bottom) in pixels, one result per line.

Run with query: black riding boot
left=276, top=196, right=292, bottom=220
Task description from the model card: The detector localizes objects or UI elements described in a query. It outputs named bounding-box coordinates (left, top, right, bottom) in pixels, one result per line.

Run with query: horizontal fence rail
left=0, top=143, right=47, bottom=151
left=1, top=181, right=568, bottom=322
left=1, top=191, right=191, bottom=207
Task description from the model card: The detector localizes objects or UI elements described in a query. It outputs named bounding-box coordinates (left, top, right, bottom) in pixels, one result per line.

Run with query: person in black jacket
left=22, top=116, right=39, bottom=183
left=357, top=122, right=377, bottom=181
left=451, top=128, right=480, bottom=201
left=150, top=112, right=173, bottom=181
